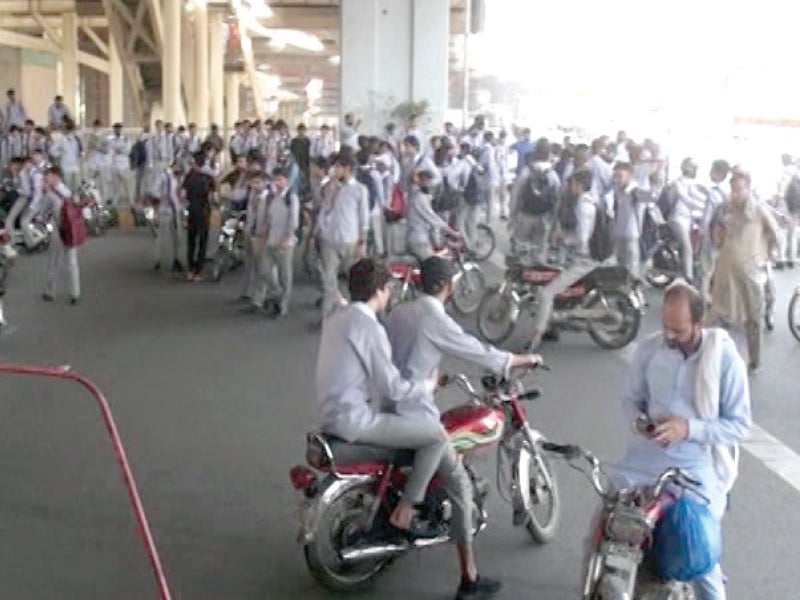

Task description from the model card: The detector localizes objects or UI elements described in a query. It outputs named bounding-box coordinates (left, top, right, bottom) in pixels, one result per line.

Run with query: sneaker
left=42, top=293, right=54, bottom=302
left=70, top=297, right=79, bottom=305
left=153, top=262, right=160, bottom=271
left=748, top=362, right=761, bottom=375
left=454, top=576, right=503, bottom=599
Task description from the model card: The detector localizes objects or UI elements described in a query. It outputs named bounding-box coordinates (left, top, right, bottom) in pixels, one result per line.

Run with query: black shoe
left=788, top=261, right=795, bottom=269
left=542, top=328, right=560, bottom=342
left=70, top=297, right=79, bottom=305
left=765, top=313, right=775, bottom=332
left=42, top=293, right=54, bottom=302
left=774, top=261, right=785, bottom=270
left=153, top=262, right=160, bottom=271
left=455, top=576, right=503, bottom=599
left=314, top=297, right=323, bottom=309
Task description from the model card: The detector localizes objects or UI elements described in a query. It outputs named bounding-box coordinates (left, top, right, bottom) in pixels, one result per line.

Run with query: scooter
left=543, top=442, right=705, bottom=599
left=290, top=368, right=561, bottom=592
left=211, top=210, right=246, bottom=282
left=78, top=180, right=113, bottom=236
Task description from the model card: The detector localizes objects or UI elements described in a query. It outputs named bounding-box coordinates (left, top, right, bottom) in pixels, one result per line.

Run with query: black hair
left=664, top=280, right=705, bottom=324
left=533, top=138, right=550, bottom=161
left=271, top=166, right=289, bottom=179
left=349, top=258, right=390, bottom=302
left=311, top=156, right=328, bottom=171
left=711, top=160, right=730, bottom=177
left=568, top=169, right=593, bottom=192
left=333, top=152, right=355, bottom=170
left=403, top=135, right=420, bottom=150
left=45, top=165, right=62, bottom=178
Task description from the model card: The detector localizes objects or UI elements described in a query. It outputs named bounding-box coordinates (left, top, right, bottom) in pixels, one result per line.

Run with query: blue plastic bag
left=652, top=493, right=722, bottom=581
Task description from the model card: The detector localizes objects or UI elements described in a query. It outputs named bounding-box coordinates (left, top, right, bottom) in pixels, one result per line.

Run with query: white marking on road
left=618, top=339, right=800, bottom=495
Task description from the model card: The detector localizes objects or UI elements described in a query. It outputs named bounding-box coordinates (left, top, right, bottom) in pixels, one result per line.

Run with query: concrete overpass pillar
left=109, top=33, right=123, bottom=124
left=209, top=9, right=225, bottom=130
left=225, top=72, right=240, bottom=130
left=192, top=2, right=210, bottom=128
left=163, top=0, right=182, bottom=124
left=60, top=12, right=78, bottom=119
left=340, top=0, right=449, bottom=135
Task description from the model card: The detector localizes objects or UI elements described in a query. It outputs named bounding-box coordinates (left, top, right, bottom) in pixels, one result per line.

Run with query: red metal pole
left=0, top=362, right=173, bottom=600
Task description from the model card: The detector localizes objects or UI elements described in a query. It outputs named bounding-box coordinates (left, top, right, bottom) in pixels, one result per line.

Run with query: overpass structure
left=0, top=0, right=470, bottom=131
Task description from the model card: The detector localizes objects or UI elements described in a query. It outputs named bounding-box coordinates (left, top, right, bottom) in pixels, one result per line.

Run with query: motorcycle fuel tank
left=441, top=405, right=505, bottom=452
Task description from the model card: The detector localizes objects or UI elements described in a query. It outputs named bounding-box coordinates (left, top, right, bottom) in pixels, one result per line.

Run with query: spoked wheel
left=646, top=245, right=679, bottom=289
left=304, top=483, right=390, bottom=592
left=452, top=264, right=486, bottom=315
left=789, top=289, right=800, bottom=343
left=515, top=442, right=560, bottom=544
left=477, top=285, right=517, bottom=344
left=587, top=289, right=641, bottom=350
left=469, top=224, right=496, bottom=262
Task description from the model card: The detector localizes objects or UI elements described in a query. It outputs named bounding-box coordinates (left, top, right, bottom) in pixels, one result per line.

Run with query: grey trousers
left=408, top=239, right=435, bottom=261
left=45, top=231, right=80, bottom=299
left=63, top=170, right=81, bottom=196
left=531, top=256, right=597, bottom=345
left=370, top=207, right=385, bottom=256
left=156, top=213, right=182, bottom=270
left=513, top=213, right=550, bottom=263
left=670, top=220, right=694, bottom=282
left=4, top=196, right=27, bottom=235
left=319, top=240, right=357, bottom=316
left=264, top=245, right=294, bottom=313
left=615, top=238, right=641, bottom=278
left=355, top=414, right=448, bottom=504
left=109, top=168, right=133, bottom=207
left=438, top=445, right=473, bottom=544
left=456, top=203, right=480, bottom=248
left=782, top=213, right=799, bottom=262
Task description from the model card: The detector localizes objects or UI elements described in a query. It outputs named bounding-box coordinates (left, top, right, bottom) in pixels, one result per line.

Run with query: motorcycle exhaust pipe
left=339, top=542, right=409, bottom=564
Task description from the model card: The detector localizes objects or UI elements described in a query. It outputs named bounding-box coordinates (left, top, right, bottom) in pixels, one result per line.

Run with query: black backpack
left=520, top=168, right=556, bottom=215
left=129, top=140, right=147, bottom=169
left=588, top=205, right=614, bottom=262
left=355, top=166, right=381, bottom=211
left=557, top=191, right=579, bottom=231
left=657, top=183, right=679, bottom=220
left=464, top=165, right=490, bottom=206
left=785, top=175, right=800, bottom=214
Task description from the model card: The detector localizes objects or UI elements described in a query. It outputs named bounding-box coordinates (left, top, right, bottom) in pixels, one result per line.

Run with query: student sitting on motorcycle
left=384, top=256, right=541, bottom=599
left=528, top=168, right=604, bottom=349
left=316, top=258, right=447, bottom=538
left=610, top=280, right=751, bottom=600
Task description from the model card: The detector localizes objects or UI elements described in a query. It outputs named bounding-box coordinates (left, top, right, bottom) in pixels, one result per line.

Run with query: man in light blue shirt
left=612, top=280, right=751, bottom=600
left=608, top=162, right=648, bottom=278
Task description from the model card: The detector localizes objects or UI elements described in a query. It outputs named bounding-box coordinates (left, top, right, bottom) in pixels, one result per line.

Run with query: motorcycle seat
left=307, top=432, right=414, bottom=469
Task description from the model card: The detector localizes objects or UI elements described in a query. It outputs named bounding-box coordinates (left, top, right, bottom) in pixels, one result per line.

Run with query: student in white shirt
left=47, top=96, right=73, bottom=129
left=155, top=161, right=184, bottom=277
left=49, top=122, right=83, bottom=193
left=4, top=89, right=27, bottom=129
left=262, top=167, right=300, bottom=317
left=107, top=123, right=133, bottom=206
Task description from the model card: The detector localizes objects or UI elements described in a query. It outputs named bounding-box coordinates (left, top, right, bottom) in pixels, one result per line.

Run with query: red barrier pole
left=0, top=362, right=173, bottom=600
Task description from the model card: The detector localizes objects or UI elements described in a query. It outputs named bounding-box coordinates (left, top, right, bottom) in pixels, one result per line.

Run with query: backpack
left=588, top=204, right=614, bottom=261
left=59, top=197, right=87, bottom=247
left=129, top=140, right=147, bottom=169
left=355, top=167, right=380, bottom=211
left=785, top=175, right=800, bottom=214
left=432, top=177, right=461, bottom=213
left=657, top=183, right=679, bottom=220
left=520, top=168, right=556, bottom=215
left=384, top=183, right=405, bottom=223
left=464, top=165, right=490, bottom=206
left=557, top=191, right=579, bottom=231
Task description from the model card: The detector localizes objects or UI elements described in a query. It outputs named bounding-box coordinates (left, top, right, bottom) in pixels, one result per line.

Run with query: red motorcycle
left=477, top=256, right=644, bottom=349
left=542, top=442, right=707, bottom=599
left=385, top=237, right=486, bottom=314
left=289, top=368, right=561, bottom=592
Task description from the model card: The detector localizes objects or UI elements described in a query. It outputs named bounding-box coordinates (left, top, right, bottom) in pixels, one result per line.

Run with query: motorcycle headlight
left=604, top=507, right=650, bottom=548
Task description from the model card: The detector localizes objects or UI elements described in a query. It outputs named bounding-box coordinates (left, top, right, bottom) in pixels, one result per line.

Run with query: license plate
left=82, top=207, right=93, bottom=220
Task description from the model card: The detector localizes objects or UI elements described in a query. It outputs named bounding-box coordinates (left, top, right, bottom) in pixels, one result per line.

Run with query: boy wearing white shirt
left=263, top=167, right=300, bottom=317
left=155, top=162, right=184, bottom=277
left=50, top=122, right=83, bottom=193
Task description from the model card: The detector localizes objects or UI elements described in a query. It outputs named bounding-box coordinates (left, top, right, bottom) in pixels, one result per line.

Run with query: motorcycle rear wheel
left=452, top=263, right=486, bottom=315
left=587, top=289, right=641, bottom=350
left=789, top=289, right=800, bottom=343
left=304, top=483, right=390, bottom=592
left=516, top=442, right=560, bottom=544
left=469, top=224, right=496, bottom=262
left=477, top=286, right=516, bottom=344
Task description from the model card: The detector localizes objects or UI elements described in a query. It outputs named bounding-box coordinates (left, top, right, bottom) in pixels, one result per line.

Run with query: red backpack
left=384, top=183, right=406, bottom=223
left=60, top=197, right=87, bottom=247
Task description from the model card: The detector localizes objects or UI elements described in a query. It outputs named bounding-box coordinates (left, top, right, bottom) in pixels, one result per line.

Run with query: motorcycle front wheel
left=645, top=244, right=680, bottom=288
left=789, top=289, right=800, bottom=343
left=469, top=224, right=496, bottom=262
left=587, top=289, right=641, bottom=350
left=515, top=442, right=561, bottom=544
left=452, top=263, right=486, bottom=315
left=477, top=285, right=517, bottom=344
left=304, top=482, right=390, bottom=592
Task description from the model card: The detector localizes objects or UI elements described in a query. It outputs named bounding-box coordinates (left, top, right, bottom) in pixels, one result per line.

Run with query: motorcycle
left=290, top=368, right=562, bottom=592
left=78, top=180, right=113, bottom=236
left=477, top=256, right=643, bottom=349
left=385, top=237, right=486, bottom=314
left=789, top=285, right=800, bottom=343
left=645, top=221, right=702, bottom=289
left=211, top=210, right=247, bottom=282
left=542, top=442, right=707, bottom=599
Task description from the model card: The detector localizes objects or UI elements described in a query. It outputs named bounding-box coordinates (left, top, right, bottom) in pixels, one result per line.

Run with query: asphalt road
left=0, top=229, right=798, bottom=600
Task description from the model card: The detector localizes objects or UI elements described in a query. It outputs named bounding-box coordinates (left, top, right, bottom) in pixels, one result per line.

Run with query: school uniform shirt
left=316, top=302, right=431, bottom=442
left=47, top=102, right=72, bottom=127
left=589, top=154, right=613, bottom=201
left=402, top=152, right=440, bottom=192
left=316, top=177, right=369, bottom=245
left=246, top=189, right=270, bottom=237
left=32, top=179, right=70, bottom=222
left=446, top=155, right=475, bottom=193
left=266, top=188, right=300, bottom=247
left=563, top=191, right=599, bottom=256
left=158, top=169, right=182, bottom=219
left=608, top=183, right=645, bottom=241
left=148, top=132, right=169, bottom=167
left=384, top=295, right=510, bottom=421
left=406, top=188, right=448, bottom=246
left=4, top=100, right=27, bottom=128
left=310, top=134, right=335, bottom=159
left=107, top=133, right=131, bottom=170
left=230, top=133, right=247, bottom=157
left=670, top=175, right=707, bottom=226
left=51, top=133, right=82, bottom=173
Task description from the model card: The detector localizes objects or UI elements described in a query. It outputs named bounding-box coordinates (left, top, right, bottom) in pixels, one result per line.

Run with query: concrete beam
left=0, top=15, right=107, bottom=28
left=0, top=29, right=58, bottom=54
left=145, top=0, right=164, bottom=51
left=0, top=0, right=76, bottom=13
left=81, top=25, right=109, bottom=57
left=266, top=6, right=338, bottom=31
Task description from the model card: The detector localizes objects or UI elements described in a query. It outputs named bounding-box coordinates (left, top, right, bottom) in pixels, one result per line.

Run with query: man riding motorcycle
left=384, top=256, right=542, bottom=599
left=609, top=280, right=751, bottom=599
left=315, top=258, right=447, bottom=540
